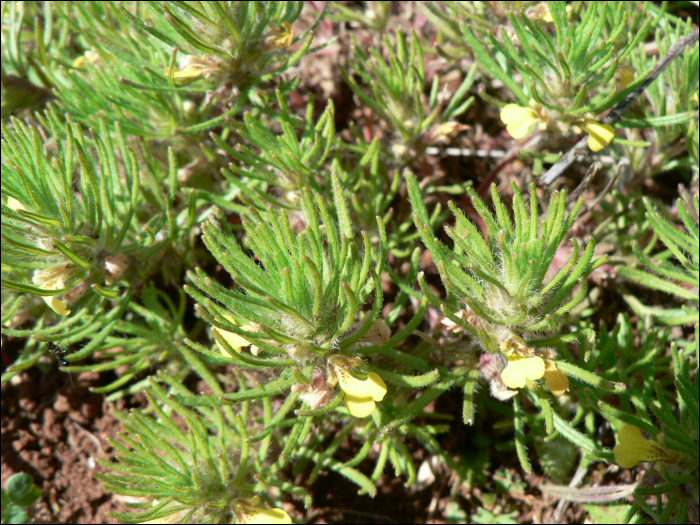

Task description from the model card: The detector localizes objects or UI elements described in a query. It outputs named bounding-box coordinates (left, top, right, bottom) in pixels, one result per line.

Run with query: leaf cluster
left=343, top=29, right=475, bottom=162
left=186, top=173, right=386, bottom=359
left=619, top=193, right=699, bottom=325
left=408, top=172, right=605, bottom=342
left=462, top=3, right=656, bottom=116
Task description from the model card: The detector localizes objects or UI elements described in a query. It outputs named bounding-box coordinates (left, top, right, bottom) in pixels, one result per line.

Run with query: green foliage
left=57, top=2, right=323, bottom=136
left=433, top=1, right=699, bottom=170
left=622, top=16, right=700, bottom=173
left=547, top=318, right=699, bottom=523
left=211, top=91, right=336, bottom=211
left=407, top=171, right=628, bottom=472
left=343, top=29, right=475, bottom=165
left=339, top=26, right=476, bottom=257
left=1, top=112, right=167, bottom=289
left=536, top=433, right=578, bottom=483
left=619, top=192, right=699, bottom=325
left=582, top=504, right=634, bottom=525
left=2, top=2, right=699, bottom=523
left=187, top=175, right=387, bottom=362
left=408, top=173, right=605, bottom=341
left=0, top=2, right=54, bottom=119
left=0, top=111, right=192, bottom=388
left=1, top=473, right=42, bottom=525
left=95, top=383, right=305, bottom=524
left=455, top=2, right=657, bottom=112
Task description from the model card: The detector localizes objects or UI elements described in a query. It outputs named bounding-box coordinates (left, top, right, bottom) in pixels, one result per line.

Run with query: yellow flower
left=501, top=354, right=545, bottom=389
left=42, top=293, right=71, bottom=316
left=526, top=3, right=553, bottom=22
left=328, top=355, right=387, bottom=417
left=581, top=120, right=615, bottom=152
left=213, top=314, right=259, bottom=355
left=499, top=340, right=570, bottom=394
left=215, top=326, right=249, bottom=353
left=498, top=336, right=546, bottom=389
left=500, top=102, right=547, bottom=139
left=8, top=199, right=74, bottom=316
left=164, top=63, right=207, bottom=80
left=164, top=55, right=222, bottom=80
left=32, top=263, right=74, bottom=316
left=232, top=497, right=291, bottom=524
left=543, top=359, right=569, bottom=397
left=614, top=424, right=680, bottom=469
left=618, top=66, right=636, bottom=90
left=7, top=196, right=25, bottom=212
left=72, top=49, right=104, bottom=68
left=266, top=21, right=294, bottom=49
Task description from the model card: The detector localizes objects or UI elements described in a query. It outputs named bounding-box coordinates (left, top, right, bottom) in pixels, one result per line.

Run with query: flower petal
left=328, top=357, right=387, bottom=417
left=214, top=315, right=245, bottom=354
left=345, top=394, right=377, bottom=418
left=364, top=319, right=391, bottom=344
left=366, top=372, right=387, bottom=400
left=272, top=21, right=294, bottom=48
left=526, top=3, right=553, bottom=22
left=500, top=104, right=529, bottom=124
left=7, top=196, right=25, bottom=211
left=346, top=356, right=363, bottom=368
left=215, top=328, right=250, bottom=354
left=214, top=315, right=258, bottom=355
left=619, top=66, right=635, bottom=89
left=336, top=370, right=387, bottom=401
left=334, top=367, right=362, bottom=395
left=333, top=367, right=386, bottom=417
left=33, top=268, right=73, bottom=317
left=501, top=356, right=545, bottom=389
left=544, top=360, right=570, bottom=396
left=583, top=121, right=615, bottom=152
left=500, top=364, right=525, bottom=388
left=614, top=425, right=657, bottom=468
left=500, top=104, right=538, bottom=139
left=43, top=295, right=71, bottom=316
left=618, top=424, right=645, bottom=444
left=233, top=498, right=291, bottom=524
left=239, top=507, right=292, bottom=524
left=164, top=64, right=205, bottom=79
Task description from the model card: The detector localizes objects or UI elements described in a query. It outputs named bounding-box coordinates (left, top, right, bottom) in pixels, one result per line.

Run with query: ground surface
left=1, top=351, right=643, bottom=524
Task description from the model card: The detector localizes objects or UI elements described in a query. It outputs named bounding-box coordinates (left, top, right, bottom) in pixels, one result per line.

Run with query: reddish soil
left=2, top=361, right=593, bottom=524
left=2, top=366, right=129, bottom=523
